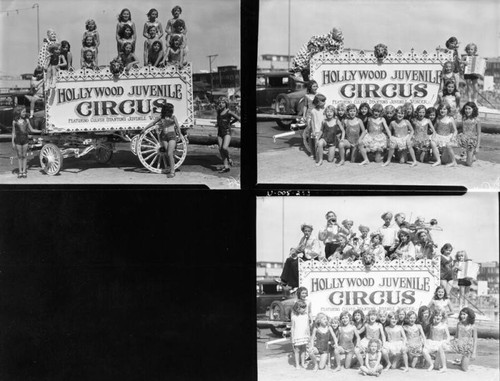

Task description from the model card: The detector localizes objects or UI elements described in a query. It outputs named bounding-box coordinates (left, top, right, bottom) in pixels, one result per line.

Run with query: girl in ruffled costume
left=456, top=102, right=481, bottom=166
left=291, top=300, right=310, bottom=369
left=354, top=309, right=390, bottom=371
left=425, top=309, right=450, bottom=372
left=429, top=285, right=453, bottom=321
left=449, top=307, right=477, bottom=371
left=361, top=104, right=392, bottom=166
left=338, top=104, right=368, bottom=165
left=412, top=105, right=437, bottom=163
left=290, top=28, right=344, bottom=81
left=389, top=106, right=417, bottom=166
left=431, top=103, right=458, bottom=167
left=403, top=310, right=434, bottom=370
left=359, top=339, right=384, bottom=376
left=333, top=311, right=360, bottom=371
left=384, top=311, right=409, bottom=371
left=309, top=313, right=338, bottom=371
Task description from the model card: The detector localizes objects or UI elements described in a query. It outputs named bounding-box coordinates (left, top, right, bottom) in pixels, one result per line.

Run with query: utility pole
left=207, top=54, right=218, bottom=99
left=287, top=0, right=291, bottom=71
left=32, top=4, right=39, bottom=52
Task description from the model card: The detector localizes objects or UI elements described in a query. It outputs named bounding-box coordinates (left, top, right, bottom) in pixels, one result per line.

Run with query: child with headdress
left=291, top=300, right=310, bottom=369
left=309, top=313, right=337, bottom=371
left=338, top=104, right=369, bottom=165
left=456, top=102, right=481, bottom=166
left=449, top=307, right=477, bottom=371
left=83, top=19, right=99, bottom=64
left=361, top=103, right=392, bottom=166
left=431, top=103, right=458, bottom=167
left=143, top=8, right=163, bottom=39
left=116, top=9, right=136, bottom=54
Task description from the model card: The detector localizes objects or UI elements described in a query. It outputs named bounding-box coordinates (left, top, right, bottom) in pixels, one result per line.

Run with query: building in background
left=478, top=261, right=499, bottom=294
left=485, top=57, right=500, bottom=89
left=256, top=261, right=283, bottom=279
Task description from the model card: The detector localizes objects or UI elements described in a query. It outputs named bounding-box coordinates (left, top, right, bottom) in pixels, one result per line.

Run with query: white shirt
left=376, top=224, right=398, bottom=247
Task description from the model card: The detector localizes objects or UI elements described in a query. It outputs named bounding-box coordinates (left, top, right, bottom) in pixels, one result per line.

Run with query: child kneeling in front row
left=316, top=105, right=344, bottom=166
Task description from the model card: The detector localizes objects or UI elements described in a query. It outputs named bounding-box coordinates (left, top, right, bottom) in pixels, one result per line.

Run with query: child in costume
left=215, top=97, right=240, bottom=173
left=355, top=309, right=390, bottom=370
left=143, top=8, right=163, bottom=39
left=396, top=308, right=406, bottom=326
left=412, top=105, right=437, bottom=163
left=291, top=300, right=310, bottom=369
left=463, top=43, right=481, bottom=103
left=338, top=104, right=368, bottom=165
left=384, top=104, right=396, bottom=125
left=301, top=80, right=319, bottom=130
left=316, top=105, right=344, bottom=165
left=59, top=40, right=73, bottom=71
left=117, top=42, right=139, bottom=72
left=417, top=306, right=432, bottom=338
left=456, top=102, right=481, bottom=166
left=11, top=106, right=41, bottom=178
left=309, top=313, right=338, bottom=371
left=435, top=80, right=460, bottom=118
left=403, top=310, right=433, bottom=370
left=165, top=6, right=186, bottom=46
left=37, top=29, right=58, bottom=69
left=333, top=311, right=361, bottom=371
left=449, top=307, right=477, bottom=371
left=81, top=49, right=97, bottom=70
left=165, top=35, right=185, bottom=67
left=143, top=25, right=161, bottom=66
left=357, top=103, right=371, bottom=128
left=425, top=309, right=450, bottom=372
left=146, top=41, right=165, bottom=68
left=428, top=286, right=453, bottom=319
left=439, top=61, right=456, bottom=95
left=308, top=93, right=327, bottom=163
left=116, top=9, right=136, bottom=54
left=368, top=233, right=386, bottom=263
left=452, top=251, right=472, bottom=308
left=359, top=339, right=384, bottom=376
left=403, top=102, right=414, bottom=121
left=431, top=103, right=457, bottom=167
left=384, top=311, right=409, bottom=371
left=45, top=43, right=66, bottom=89
left=117, top=24, right=136, bottom=55
left=81, top=34, right=98, bottom=68
left=25, top=67, right=44, bottom=118
left=389, top=106, right=417, bottom=166
left=361, top=103, right=392, bottom=166
left=83, top=19, right=99, bottom=64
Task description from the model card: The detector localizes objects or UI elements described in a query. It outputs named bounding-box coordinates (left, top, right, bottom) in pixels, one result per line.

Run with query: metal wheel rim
left=40, top=144, right=62, bottom=175
left=137, top=126, right=187, bottom=174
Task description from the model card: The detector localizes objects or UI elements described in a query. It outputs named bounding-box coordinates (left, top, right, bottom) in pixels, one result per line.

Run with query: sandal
left=17, top=172, right=22, bottom=178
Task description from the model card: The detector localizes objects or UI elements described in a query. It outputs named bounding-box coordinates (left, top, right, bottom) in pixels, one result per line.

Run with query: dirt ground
left=258, top=328, right=500, bottom=381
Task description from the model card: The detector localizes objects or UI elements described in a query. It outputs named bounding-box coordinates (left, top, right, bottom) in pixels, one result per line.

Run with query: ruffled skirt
left=363, top=133, right=388, bottom=152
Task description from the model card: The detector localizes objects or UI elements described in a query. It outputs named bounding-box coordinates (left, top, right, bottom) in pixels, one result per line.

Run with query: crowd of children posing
left=290, top=287, right=477, bottom=375
left=37, top=5, right=188, bottom=84
left=303, top=81, right=481, bottom=168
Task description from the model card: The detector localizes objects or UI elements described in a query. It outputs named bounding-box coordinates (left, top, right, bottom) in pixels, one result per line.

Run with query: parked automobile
left=256, top=71, right=306, bottom=128
left=256, top=278, right=296, bottom=336
left=0, top=90, right=44, bottom=133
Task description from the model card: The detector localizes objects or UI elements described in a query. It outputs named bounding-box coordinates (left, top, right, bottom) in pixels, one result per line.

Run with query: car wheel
left=276, top=118, right=293, bottom=129
left=269, top=300, right=287, bottom=337
left=275, top=94, right=291, bottom=115
left=270, top=325, right=287, bottom=337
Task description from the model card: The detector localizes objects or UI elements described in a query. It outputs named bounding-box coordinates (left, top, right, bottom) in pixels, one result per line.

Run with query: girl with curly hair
left=359, top=339, right=384, bottom=376
left=290, top=301, right=310, bottom=369
left=384, top=311, right=409, bottom=371
left=389, top=106, right=418, bottom=166
left=426, top=309, right=450, bottom=372
left=357, top=102, right=371, bottom=128
left=457, top=102, right=481, bottom=166
left=338, top=104, right=368, bottom=165
left=81, top=34, right=98, bottom=68
left=309, top=313, right=338, bottom=371
left=216, top=97, right=240, bottom=173
left=316, top=105, right=344, bottom=165
left=449, top=307, right=477, bottom=371
left=11, top=106, right=42, bottom=178
left=431, top=103, right=458, bottom=167
left=428, top=285, right=453, bottom=319
left=143, top=8, right=163, bottom=39
left=403, top=310, right=433, bottom=369
left=355, top=309, right=390, bottom=370
left=165, top=6, right=186, bottom=47
left=334, top=311, right=360, bottom=370
left=361, top=103, right=392, bottom=166
left=435, top=80, right=460, bottom=118
left=116, top=9, right=136, bottom=54
left=82, top=19, right=99, bottom=63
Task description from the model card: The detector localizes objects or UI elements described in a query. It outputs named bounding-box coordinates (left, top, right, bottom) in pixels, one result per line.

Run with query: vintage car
left=0, top=90, right=44, bottom=133
left=256, top=278, right=296, bottom=336
left=256, top=71, right=305, bottom=128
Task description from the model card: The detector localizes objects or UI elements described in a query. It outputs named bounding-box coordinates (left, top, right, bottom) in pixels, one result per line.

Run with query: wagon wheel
left=94, top=143, right=113, bottom=164
left=130, top=134, right=140, bottom=156
left=137, top=125, right=188, bottom=174
left=39, top=143, right=63, bottom=175
left=302, top=127, right=312, bottom=154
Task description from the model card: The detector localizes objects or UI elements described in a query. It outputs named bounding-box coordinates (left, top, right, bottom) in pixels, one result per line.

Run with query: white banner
left=299, top=259, right=440, bottom=318
left=310, top=51, right=451, bottom=108
left=46, top=66, right=193, bottom=133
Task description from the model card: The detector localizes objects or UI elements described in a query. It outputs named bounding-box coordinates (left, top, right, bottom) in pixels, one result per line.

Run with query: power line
left=0, top=6, right=37, bottom=14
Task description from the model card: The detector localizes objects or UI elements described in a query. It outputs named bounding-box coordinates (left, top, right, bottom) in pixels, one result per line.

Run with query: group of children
left=37, top=5, right=188, bottom=89
left=303, top=89, right=481, bottom=168
left=290, top=287, right=478, bottom=375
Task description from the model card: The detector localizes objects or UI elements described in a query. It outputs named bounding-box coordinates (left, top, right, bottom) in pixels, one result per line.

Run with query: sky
left=257, top=193, right=499, bottom=264
left=0, top=0, right=240, bottom=76
left=258, top=0, right=500, bottom=58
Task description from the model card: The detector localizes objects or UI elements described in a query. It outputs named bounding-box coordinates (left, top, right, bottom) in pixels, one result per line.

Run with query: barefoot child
left=426, top=310, right=450, bottom=372
left=384, top=311, right=409, bottom=371
left=413, top=105, right=437, bottom=163
left=216, top=97, right=240, bottom=173
left=309, top=93, right=327, bottom=163
left=449, top=307, right=477, bottom=371
left=316, top=105, right=344, bottom=165
left=463, top=43, right=481, bottom=103
left=431, top=103, right=458, bottom=167
left=309, top=313, right=338, bottom=371
left=355, top=309, right=390, bottom=370
left=389, top=106, right=417, bottom=166
left=359, top=339, right=384, bottom=376
left=333, top=311, right=361, bottom=370
left=403, top=310, right=434, bottom=370
left=11, top=106, right=42, bottom=178
left=453, top=251, right=472, bottom=308
left=291, top=301, right=310, bottom=369
left=457, top=102, right=481, bottom=166
left=338, top=104, right=368, bottom=165
left=361, top=104, right=392, bottom=166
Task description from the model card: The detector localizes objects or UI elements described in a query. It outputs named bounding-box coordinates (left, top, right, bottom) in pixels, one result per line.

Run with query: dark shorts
left=458, top=278, right=471, bottom=287
left=218, top=126, right=231, bottom=138
left=14, top=134, right=29, bottom=145
left=161, top=131, right=177, bottom=142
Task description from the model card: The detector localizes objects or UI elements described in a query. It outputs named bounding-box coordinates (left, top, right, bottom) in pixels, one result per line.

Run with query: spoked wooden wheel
left=94, top=142, right=113, bottom=163
left=130, top=134, right=140, bottom=156
left=137, top=126, right=188, bottom=174
left=39, top=143, right=63, bottom=175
